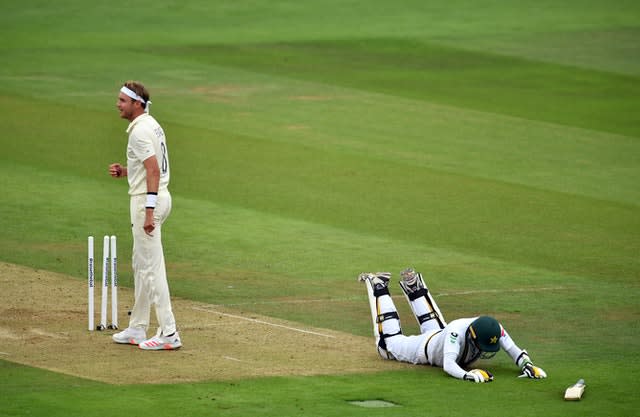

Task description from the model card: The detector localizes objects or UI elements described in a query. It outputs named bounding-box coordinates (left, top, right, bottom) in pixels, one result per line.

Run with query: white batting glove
left=519, top=363, right=547, bottom=379
left=464, top=369, right=494, bottom=383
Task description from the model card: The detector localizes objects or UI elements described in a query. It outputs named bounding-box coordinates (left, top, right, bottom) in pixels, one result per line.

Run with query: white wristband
left=145, top=192, right=157, bottom=209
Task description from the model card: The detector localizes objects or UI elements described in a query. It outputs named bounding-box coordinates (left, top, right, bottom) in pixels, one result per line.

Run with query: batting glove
left=516, top=350, right=547, bottom=379
left=464, top=369, right=494, bottom=383
left=519, top=363, right=547, bottom=379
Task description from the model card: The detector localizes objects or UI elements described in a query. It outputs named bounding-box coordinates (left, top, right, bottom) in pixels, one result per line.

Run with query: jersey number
left=160, top=142, right=168, bottom=175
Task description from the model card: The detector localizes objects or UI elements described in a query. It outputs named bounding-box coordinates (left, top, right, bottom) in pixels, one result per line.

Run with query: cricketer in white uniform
left=109, top=81, right=182, bottom=350
left=359, top=269, right=546, bottom=382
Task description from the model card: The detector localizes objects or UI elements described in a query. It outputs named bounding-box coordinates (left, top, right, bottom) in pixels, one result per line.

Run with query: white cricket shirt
left=125, top=113, right=170, bottom=196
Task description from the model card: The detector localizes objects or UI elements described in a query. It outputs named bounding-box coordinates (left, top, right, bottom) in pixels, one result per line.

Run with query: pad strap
left=376, top=311, right=402, bottom=356
left=417, top=311, right=439, bottom=325
left=407, top=287, right=428, bottom=301
left=376, top=311, right=400, bottom=323
left=373, top=285, right=390, bottom=298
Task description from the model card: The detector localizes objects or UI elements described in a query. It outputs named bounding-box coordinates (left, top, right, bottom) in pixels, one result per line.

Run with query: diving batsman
left=359, top=268, right=547, bottom=383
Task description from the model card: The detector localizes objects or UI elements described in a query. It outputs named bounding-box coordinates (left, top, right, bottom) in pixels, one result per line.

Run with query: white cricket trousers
left=375, top=292, right=431, bottom=365
left=128, top=191, right=177, bottom=336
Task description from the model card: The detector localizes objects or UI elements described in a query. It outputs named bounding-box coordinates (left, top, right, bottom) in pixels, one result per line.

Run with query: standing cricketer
left=359, top=269, right=546, bottom=382
left=109, top=81, right=182, bottom=350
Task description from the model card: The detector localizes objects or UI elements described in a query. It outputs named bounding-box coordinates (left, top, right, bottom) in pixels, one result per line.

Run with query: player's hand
left=144, top=209, right=155, bottom=236
left=464, top=369, right=494, bottom=383
left=518, top=363, right=547, bottom=379
left=109, top=163, right=123, bottom=177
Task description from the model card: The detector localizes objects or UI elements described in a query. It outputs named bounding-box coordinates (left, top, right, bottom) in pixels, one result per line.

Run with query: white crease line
left=192, top=307, right=335, bottom=339
left=437, top=286, right=566, bottom=297
left=221, top=298, right=362, bottom=306
left=180, top=323, right=229, bottom=330
left=30, top=329, right=69, bottom=339
left=0, top=352, right=9, bottom=356
left=224, top=356, right=242, bottom=362
left=214, top=286, right=567, bottom=307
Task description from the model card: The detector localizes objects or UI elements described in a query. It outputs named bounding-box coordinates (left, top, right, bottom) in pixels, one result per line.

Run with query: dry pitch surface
left=0, top=262, right=407, bottom=384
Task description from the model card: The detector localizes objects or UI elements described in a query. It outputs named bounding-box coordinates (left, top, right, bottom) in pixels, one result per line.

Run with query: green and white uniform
left=364, top=276, right=529, bottom=380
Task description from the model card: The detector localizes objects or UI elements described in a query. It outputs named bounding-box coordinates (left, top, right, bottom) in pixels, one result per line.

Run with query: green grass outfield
left=1, top=1, right=639, bottom=416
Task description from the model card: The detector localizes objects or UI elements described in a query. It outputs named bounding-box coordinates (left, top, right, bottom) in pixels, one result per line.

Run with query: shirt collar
left=125, top=113, right=149, bottom=134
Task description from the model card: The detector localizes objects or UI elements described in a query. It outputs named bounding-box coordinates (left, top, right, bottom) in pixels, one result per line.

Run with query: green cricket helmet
left=468, top=316, right=502, bottom=352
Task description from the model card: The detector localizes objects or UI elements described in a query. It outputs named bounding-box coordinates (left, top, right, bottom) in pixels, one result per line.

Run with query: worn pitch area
left=0, top=262, right=407, bottom=384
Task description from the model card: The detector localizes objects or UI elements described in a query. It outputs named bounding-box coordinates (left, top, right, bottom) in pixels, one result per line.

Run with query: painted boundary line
left=192, top=306, right=336, bottom=339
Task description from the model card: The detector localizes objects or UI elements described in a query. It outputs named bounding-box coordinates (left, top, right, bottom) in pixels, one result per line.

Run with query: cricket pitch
left=0, top=262, right=407, bottom=384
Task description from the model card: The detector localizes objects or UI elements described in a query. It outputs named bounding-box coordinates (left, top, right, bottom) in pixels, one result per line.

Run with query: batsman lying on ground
left=358, top=269, right=547, bottom=383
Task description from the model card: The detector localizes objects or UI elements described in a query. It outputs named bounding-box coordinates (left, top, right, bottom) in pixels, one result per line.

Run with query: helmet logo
left=469, top=326, right=477, bottom=339
left=490, top=336, right=498, bottom=344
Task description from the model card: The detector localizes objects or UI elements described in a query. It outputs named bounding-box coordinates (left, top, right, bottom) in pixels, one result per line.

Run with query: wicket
left=88, top=235, right=118, bottom=331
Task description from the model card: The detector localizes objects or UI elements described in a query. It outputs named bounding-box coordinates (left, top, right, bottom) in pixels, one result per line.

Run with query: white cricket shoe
left=112, top=327, right=147, bottom=345
left=399, top=267, right=425, bottom=294
left=139, top=331, right=182, bottom=351
left=358, top=272, right=391, bottom=290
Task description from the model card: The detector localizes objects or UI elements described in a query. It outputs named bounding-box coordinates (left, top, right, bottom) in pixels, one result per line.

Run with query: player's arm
left=442, top=329, right=493, bottom=383
left=442, top=352, right=467, bottom=379
left=142, top=156, right=160, bottom=235
left=109, top=163, right=127, bottom=177
left=443, top=351, right=494, bottom=383
left=500, top=326, right=547, bottom=379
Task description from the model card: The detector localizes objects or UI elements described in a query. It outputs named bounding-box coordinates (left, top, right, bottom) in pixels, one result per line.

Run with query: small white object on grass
left=564, top=379, right=586, bottom=401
